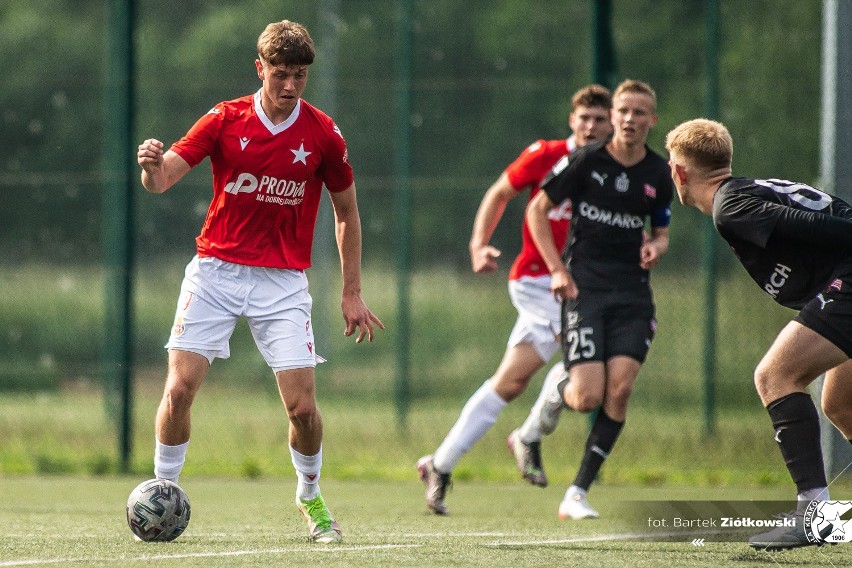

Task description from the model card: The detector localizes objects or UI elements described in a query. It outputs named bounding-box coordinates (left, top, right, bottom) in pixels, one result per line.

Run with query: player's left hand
left=639, top=240, right=663, bottom=270
left=341, top=293, right=385, bottom=343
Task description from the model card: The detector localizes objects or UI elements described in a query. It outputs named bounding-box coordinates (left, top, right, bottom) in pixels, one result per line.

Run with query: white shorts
left=507, top=275, right=562, bottom=362
left=165, top=256, right=322, bottom=372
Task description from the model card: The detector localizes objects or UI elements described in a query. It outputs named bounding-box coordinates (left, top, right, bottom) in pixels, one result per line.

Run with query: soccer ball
left=126, top=479, right=191, bottom=542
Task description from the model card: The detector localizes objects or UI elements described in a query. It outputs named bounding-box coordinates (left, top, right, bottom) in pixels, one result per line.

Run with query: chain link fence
left=0, top=1, right=820, bottom=474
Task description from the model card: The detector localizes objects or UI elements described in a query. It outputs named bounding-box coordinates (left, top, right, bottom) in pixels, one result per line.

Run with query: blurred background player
left=666, top=118, right=852, bottom=550
left=525, top=79, right=673, bottom=520
left=417, top=84, right=613, bottom=515
left=136, top=20, right=383, bottom=543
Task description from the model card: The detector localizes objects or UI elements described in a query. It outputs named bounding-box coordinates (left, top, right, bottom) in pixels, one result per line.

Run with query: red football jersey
left=170, top=91, right=354, bottom=269
left=505, top=137, right=575, bottom=280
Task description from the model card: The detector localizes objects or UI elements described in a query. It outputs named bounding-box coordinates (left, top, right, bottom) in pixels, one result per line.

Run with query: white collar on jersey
left=253, top=89, right=301, bottom=134
left=567, top=135, right=577, bottom=153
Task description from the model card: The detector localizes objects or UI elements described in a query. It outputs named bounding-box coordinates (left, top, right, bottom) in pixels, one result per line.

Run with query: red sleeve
left=169, top=105, right=224, bottom=168
left=319, top=122, right=354, bottom=192
left=504, top=140, right=551, bottom=192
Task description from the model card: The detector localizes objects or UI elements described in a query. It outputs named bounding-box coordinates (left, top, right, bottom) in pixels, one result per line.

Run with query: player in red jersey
left=136, top=20, right=383, bottom=543
left=418, top=85, right=612, bottom=515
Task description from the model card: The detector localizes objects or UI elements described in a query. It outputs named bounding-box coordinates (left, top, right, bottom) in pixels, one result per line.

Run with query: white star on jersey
left=291, top=143, right=311, bottom=165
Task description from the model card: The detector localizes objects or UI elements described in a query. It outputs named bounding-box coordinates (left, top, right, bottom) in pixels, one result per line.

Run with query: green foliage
left=0, top=260, right=790, bottom=412
left=0, top=1, right=823, bottom=266
left=33, top=454, right=75, bottom=475
left=718, top=1, right=822, bottom=181
left=0, top=266, right=105, bottom=391
left=0, top=383, right=815, bottom=488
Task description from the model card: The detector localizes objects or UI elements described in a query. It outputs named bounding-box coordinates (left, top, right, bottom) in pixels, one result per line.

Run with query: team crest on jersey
left=644, top=183, right=656, bottom=199
left=565, top=311, right=580, bottom=328
left=291, top=142, right=311, bottom=165
left=615, top=172, right=629, bottom=193
left=172, top=315, right=185, bottom=337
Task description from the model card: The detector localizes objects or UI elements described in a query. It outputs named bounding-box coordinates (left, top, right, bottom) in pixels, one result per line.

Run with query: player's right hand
left=341, top=292, right=385, bottom=344
left=137, top=139, right=164, bottom=170
left=471, top=244, right=501, bottom=273
left=550, top=267, right=578, bottom=300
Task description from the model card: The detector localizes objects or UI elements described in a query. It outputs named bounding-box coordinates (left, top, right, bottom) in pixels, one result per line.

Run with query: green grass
left=2, top=262, right=848, bottom=565
left=1, top=261, right=792, bottom=406
left=1, top=382, right=845, bottom=492
left=1, top=476, right=848, bottom=567
left=0, top=261, right=806, bottom=479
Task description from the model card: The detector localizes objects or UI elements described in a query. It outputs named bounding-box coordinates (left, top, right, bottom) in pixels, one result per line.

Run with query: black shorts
left=561, top=287, right=656, bottom=369
left=794, top=264, right=852, bottom=358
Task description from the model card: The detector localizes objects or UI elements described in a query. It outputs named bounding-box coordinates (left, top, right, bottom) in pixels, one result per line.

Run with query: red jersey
left=505, top=137, right=575, bottom=281
left=170, top=91, right=354, bottom=269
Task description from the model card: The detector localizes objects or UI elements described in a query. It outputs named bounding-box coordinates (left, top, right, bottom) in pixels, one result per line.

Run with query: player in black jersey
left=524, top=80, right=674, bottom=520
left=666, top=118, right=852, bottom=550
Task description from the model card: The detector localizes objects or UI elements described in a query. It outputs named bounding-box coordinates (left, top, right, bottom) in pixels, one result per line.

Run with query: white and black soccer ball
left=126, top=479, right=191, bottom=542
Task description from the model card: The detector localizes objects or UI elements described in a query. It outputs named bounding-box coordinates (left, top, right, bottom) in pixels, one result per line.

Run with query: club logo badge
left=804, top=500, right=852, bottom=545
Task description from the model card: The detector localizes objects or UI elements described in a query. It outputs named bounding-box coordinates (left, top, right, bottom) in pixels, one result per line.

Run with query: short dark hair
left=257, top=20, right=315, bottom=66
left=572, top=84, right=612, bottom=111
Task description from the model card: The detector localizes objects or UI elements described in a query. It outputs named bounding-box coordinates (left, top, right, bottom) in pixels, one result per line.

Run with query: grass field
left=0, top=382, right=822, bottom=487
left=4, top=383, right=852, bottom=567
left=2, top=260, right=792, bottom=408
left=2, top=476, right=849, bottom=567
left=3, top=262, right=848, bottom=565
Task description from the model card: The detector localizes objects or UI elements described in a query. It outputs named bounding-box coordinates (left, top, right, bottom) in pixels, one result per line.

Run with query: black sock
left=766, top=392, right=827, bottom=493
left=573, top=411, right=624, bottom=490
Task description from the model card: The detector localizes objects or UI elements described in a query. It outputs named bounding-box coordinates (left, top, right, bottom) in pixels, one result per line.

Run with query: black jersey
left=541, top=140, right=674, bottom=290
left=713, top=177, right=852, bottom=309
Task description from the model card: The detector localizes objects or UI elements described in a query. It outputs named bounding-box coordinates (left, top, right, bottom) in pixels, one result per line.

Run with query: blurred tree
left=0, top=0, right=821, bottom=270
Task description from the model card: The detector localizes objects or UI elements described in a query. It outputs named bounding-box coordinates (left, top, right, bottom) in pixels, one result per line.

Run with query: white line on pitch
left=0, top=544, right=423, bottom=567
left=405, top=531, right=516, bottom=537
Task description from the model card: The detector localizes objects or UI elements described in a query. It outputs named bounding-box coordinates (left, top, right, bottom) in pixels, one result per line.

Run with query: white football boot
left=558, top=485, right=600, bottom=520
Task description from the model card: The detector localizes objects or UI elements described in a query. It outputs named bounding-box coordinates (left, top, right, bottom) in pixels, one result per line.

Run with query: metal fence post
left=818, top=0, right=852, bottom=479
left=102, top=0, right=136, bottom=473
left=394, top=0, right=414, bottom=427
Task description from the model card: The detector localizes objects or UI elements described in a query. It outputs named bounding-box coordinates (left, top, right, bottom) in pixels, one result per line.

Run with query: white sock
left=290, top=445, right=322, bottom=501
left=518, top=361, right=566, bottom=443
left=797, top=486, right=829, bottom=505
left=154, top=439, right=189, bottom=484
left=433, top=381, right=508, bottom=473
